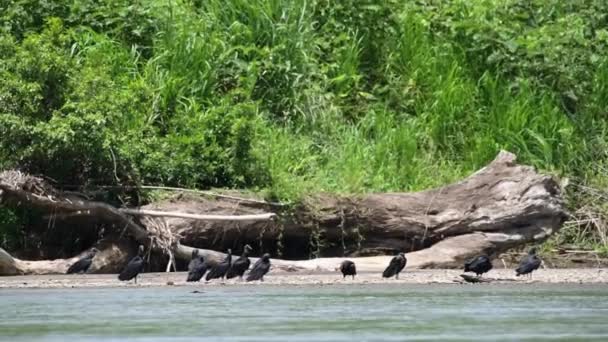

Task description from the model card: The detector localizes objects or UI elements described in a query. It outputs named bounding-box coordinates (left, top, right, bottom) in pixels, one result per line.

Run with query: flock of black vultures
left=339, top=248, right=542, bottom=281
left=66, top=244, right=542, bottom=284
left=66, top=244, right=271, bottom=284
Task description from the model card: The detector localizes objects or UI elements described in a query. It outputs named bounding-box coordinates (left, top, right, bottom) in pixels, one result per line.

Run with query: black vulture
left=464, top=255, right=493, bottom=277
left=382, top=252, right=407, bottom=279
left=226, top=245, right=252, bottom=280
left=205, top=249, right=232, bottom=281
left=340, top=260, right=356, bottom=279
left=66, top=248, right=99, bottom=274
left=118, top=245, right=145, bottom=284
left=516, top=247, right=542, bottom=279
left=246, top=253, right=271, bottom=282
left=186, top=249, right=207, bottom=282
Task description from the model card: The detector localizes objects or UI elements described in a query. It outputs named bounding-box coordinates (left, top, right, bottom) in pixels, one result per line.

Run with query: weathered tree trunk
left=0, top=151, right=567, bottom=275
left=156, top=151, right=567, bottom=264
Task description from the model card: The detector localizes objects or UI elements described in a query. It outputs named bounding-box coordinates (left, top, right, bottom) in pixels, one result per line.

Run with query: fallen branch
left=62, top=184, right=287, bottom=207
left=137, top=185, right=287, bottom=207
left=120, top=208, right=276, bottom=221
left=42, top=209, right=277, bottom=222
left=552, top=249, right=602, bottom=254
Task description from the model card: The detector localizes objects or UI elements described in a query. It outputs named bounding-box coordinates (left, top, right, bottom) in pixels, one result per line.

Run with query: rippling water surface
left=1, top=284, right=607, bottom=341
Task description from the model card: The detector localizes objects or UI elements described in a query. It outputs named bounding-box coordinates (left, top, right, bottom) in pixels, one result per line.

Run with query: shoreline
left=1, top=268, right=606, bottom=289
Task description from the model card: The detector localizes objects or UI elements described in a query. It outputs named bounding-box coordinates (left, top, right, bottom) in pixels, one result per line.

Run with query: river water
left=1, top=284, right=607, bottom=341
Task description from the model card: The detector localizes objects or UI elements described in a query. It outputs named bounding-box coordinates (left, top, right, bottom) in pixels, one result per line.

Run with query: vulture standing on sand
left=340, top=260, right=356, bottom=279
left=226, top=245, right=253, bottom=280
left=66, top=248, right=99, bottom=274
left=382, top=252, right=407, bottom=279
left=515, top=248, right=542, bottom=279
left=118, top=245, right=145, bottom=284
left=186, top=249, right=207, bottom=282
left=464, top=255, right=493, bottom=277
left=206, top=249, right=232, bottom=281
left=246, top=253, right=271, bottom=282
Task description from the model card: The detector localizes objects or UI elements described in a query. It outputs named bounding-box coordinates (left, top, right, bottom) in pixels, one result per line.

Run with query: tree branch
left=119, top=208, right=276, bottom=221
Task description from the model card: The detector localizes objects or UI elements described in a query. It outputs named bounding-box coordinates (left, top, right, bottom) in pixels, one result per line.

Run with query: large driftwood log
left=154, top=151, right=567, bottom=266
left=0, top=151, right=567, bottom=275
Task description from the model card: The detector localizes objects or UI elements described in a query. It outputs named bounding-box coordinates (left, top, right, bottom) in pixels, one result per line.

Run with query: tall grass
left=252, top=7, right=587, bottom=200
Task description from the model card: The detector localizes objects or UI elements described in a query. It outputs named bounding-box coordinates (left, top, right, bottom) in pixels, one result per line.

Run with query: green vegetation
left=1, top=0, right=607, bottom=251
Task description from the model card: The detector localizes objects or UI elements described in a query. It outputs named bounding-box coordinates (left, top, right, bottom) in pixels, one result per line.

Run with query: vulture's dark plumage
left=382, top=252, right=406, bottom=279
left=516, top=248, right=542, bottom=278
left=464, top=255, right=493, bottom=277
left=340, top=260, right=356, bottom=279
left=118, top=245, right=145, bottom=283
left=186, top=249, right=207, bottom=282
left=66, top=248, right=98, bottom=274
left=226, top=245, right=252, bottom=280
left=205, top=249, right=232, bottom=281
left=246, top=253, right=271, bottom=282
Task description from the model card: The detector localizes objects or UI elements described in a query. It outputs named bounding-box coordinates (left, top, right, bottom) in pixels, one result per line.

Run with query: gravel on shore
left=0, top=268, right=606, bottom=289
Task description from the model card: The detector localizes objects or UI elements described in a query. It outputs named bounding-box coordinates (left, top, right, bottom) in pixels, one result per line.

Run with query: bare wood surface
left=0, top=241, right=132, bottom=275
left=120, top=208, right=276, bottom=221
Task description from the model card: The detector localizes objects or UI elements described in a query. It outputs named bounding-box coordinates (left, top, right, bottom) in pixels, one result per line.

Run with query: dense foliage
left=1, top=0, right=607, bottom=250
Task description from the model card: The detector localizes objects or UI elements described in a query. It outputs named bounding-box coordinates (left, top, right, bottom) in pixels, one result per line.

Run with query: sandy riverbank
left=1, top=268, right=606, bottom=289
